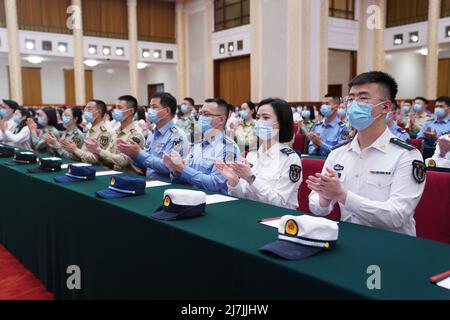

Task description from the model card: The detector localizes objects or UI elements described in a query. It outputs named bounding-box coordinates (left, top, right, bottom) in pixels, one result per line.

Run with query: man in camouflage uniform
left=85, top=95, right=145, bottom=174
left=60, top=100, right=112, bottom=163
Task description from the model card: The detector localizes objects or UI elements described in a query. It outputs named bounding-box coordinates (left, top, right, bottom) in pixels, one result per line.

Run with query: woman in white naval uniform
left=216, top=98, right=302, bottom=210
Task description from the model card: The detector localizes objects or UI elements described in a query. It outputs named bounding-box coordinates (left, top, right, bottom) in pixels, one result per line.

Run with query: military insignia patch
left=99, top=135, right=110, bottom=148
left=164, top=195, right=171, bottom=207
left=132, top=137, right=141, bottom=144
left=333, top=164, right=344, bottom=172
left=285, top=219, right=298, bottom=236
left=412, top=160, right=426, bottom=183
left=340, top=130, right=349, bottom=139
left=289, top=164, right=302, bottom=183
left=281, top=148, right=295, bottom=156
left=225, top=152, right=235, bottom=163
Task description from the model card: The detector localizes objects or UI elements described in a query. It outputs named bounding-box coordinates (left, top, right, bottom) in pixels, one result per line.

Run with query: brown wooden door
left=64, top=69, right=93, bottom=105
left=438, top=59, right=450, bottom=97
left=214, top=55, right=251, bottom=106
left=22, top=67, right=42, bottom=105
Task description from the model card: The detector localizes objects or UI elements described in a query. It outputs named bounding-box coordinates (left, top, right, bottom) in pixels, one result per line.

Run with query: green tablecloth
left=0, top=154, right=449, bottom=300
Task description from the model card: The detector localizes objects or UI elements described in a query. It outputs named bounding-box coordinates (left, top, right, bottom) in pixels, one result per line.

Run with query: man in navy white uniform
left=307, top=71, right=426, bottom=236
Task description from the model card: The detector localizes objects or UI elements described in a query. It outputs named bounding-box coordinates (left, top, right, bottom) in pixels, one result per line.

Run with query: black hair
left=118, top=95, right=138, bottom=113
left=184, top=97, right=195, bottom=107
left=349, top=71, right=398, bottom=103
left=435, top=96, right=450, bottom=107
left=137, top=106, right=147, bottom=121
left=2, top=99, right=19, bottom=111
left=69, top=106, right=83, bottom=125
left=243, top=101, right=257, bottom=119
left=89, top=99, right=107, bottom=117
left=14, top=107, right=31, bottom=134
left=205, top=98, right=231, bottom=123
left=324, top=94, right=341, bottom=105
left=41, top=108, right=58, bottom=127
left=152, top=92, right=177, bottom=115
left=305, top=105, right=316, bottom=121
left=415, top=96, right=429, bottom=105
left=258, top=98, right=294, bottom=144
left=105, top=110, right=113, bottom=121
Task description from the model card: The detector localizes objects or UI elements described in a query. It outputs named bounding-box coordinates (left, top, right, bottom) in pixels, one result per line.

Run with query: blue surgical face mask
left=347, top=101, right=383, bottom=131
left=38, top=116, right=47, bottom=127
left=413, top=104, right=422, bottom=112
left=255, top=120, right=276, bottom=141
left=402, top=106, right=410, bottom=114
left=301, top=111, right=311, bottom=119
left=0, top=109, right=8, bottom=118
left=435, top=107, right=446, bottom=118
left=62, top=115, right=72, bottom=127
left=180, top=104, right=189, bottom=114
left=239, top=111, right=249, bottom=120
left=112, top=110, right=126, bottom=122
left=199, top=116, right=213, bottom=134
left=84, top=111, right=95, bottom=123
left=320, top=104, right=333, bottom=117
left=147, top=108, right=160, bottom=124
left=337, top=108, right=347, bottom=117
left=13, top=114, right=22, bottom=124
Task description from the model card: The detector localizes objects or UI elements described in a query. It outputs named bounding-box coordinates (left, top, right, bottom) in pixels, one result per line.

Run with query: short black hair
left=349, top=71, right=398, bottom=103
left=205, top=98, right=231, bottom=123
left=243, top=101, right=257, bottom=119
left=152, top=92, right=177, bottom=115
left=69, top=106, right=83, bottom=125
left=184, top=97, right=195, bottom=107
left=258, top=98, right=294, bottom=144
left=305, top=105, right=316, bottom=121
left=324, top=94, right=341, bottom=105
left=415, top=96, right=429, bottom=105
left=118, top=95, right=138, bottom=113
left=89, top=99, right=107, bottom=117
left=42, top=108, right=58, bottom=127
left=435, top=96, right=450, bottom=107
left=137, top=106, right=147, bottom=121
left=15, top=107, right=31, bottom=133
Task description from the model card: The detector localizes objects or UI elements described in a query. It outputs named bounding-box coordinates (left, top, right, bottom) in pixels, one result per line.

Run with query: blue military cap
left=95, top=175, right=146, bottom=199
left=152, top=189, right=206, bottom=221
left=54, top=164, right=96, bottom=183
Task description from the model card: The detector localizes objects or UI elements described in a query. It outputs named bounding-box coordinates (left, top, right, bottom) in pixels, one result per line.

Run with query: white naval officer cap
left=152, top=189, right=207, bottom=221
left=260, top=215, right=339, bottom=260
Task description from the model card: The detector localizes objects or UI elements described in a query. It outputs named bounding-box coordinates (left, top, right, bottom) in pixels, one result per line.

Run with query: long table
left=0, top=154, right=449, bottom=300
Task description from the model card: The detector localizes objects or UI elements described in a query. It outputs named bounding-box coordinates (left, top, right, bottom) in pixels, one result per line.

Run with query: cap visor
left=54, top=175, right=85, bottom=183
left=95, top=189, right=130, bottom=199
left=4, top=161, right=26, bottom=166
left=151, top=207, right=181, bottom=221
left=27, top=167, right=49, bottom=174
left=259, top=240, right=323, bottom=260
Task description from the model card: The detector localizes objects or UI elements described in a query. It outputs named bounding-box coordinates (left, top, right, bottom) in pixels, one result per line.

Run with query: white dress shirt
left=427, top=135, right=450, bottom=168
left=228, top=143, right=302, bottom=210
left=309, top=128, right=426, bottom=236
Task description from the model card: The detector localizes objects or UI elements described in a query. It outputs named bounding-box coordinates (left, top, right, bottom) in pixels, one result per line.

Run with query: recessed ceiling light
left=88, top=45, right=97, bottom=55
left=142, top=49, right=150, bottom=58
left=115, top=47, right=124, bottom=56
left=84, top=59, right=100, bottom=67
left=25, top=40, right=35, bottom=50
left=228, top=42, right=234, bottom=52
left=409, top=32, right=419, bottom=43
left=219, top=44, right=225, bottom=54
left=153, top=50, right=161, bottom=59
left=394, top=34, right=403, bottom=46
left=26, top=56, right=44, bottom=64
left=419, top=48, right=428, bottom=56
left=102, top=46, right=111, bottom=56
left=58, top=42, right=67, bottom=53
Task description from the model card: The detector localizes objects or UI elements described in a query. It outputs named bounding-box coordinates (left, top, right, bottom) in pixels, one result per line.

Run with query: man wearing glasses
left=117, top=92, right=188, bottom=181
left=163, top=98, right=241, bottom=195
left=307, top=71, right=426, bottom=236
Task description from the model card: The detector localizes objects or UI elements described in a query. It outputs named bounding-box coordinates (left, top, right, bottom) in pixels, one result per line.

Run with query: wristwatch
left=249, top=174, right=256, bottom=185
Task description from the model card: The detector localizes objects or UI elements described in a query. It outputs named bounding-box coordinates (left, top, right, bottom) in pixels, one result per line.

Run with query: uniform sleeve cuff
left=343, top=191, right=364, bottom=213
left=180, top=165, right=196, bottom=180
left=135, top=150, right=148, bottom=166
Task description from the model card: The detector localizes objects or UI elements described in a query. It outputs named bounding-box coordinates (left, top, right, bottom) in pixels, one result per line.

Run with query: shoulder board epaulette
left=280, top=147, right=296, bottom=156
left=170, top=127, right=178, bottom=134
left=100, top=126, right=107, bottom=132
left=130, top=128, right=137, bottom=134
left=397, top=128, right=407, bottom=133
left=390, top=138, right=415, bottom=151
left=338, top=121, right=346, bottom=127
left=331, top=140, right=351, bottom=151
